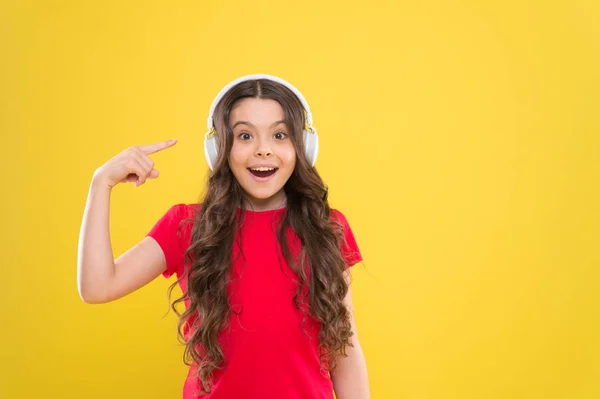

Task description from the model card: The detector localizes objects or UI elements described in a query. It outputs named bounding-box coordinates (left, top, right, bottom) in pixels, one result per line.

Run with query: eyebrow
left=231, top=120, right=286, bottom=129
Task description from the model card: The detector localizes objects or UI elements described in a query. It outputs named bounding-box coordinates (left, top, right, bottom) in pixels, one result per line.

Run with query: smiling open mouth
left=248, top=167, right=278, bottom=178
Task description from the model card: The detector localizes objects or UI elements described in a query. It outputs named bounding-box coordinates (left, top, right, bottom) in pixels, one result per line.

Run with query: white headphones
left=203, top=74, right=319, bottom=171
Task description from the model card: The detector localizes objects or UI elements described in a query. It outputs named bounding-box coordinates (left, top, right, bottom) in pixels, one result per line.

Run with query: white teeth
left=250, top=167, right=275, bottom=171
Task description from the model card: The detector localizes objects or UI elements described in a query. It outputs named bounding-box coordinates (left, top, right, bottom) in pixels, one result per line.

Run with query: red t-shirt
left=147, top=204, right=362, bottom=399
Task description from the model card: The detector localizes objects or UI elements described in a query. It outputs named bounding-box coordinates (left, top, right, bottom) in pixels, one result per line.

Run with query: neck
left=241, top=190, right=287, bottom=212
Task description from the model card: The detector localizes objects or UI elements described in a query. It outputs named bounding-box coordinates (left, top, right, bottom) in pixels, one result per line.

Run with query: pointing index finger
left=140, top=139, right=178, bottom=155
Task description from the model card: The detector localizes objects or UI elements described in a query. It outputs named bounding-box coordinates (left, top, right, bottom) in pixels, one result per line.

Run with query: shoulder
left=164, top=203, right=201, bottom=219
left=329, top=208, right=363, bottom=266
left=330, top=208, right=350, bottom=225
left=154, top=203, right=201, bottom=233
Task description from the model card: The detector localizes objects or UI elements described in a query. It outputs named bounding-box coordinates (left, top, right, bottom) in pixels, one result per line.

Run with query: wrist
left=91, top=171, right=114, bottom=192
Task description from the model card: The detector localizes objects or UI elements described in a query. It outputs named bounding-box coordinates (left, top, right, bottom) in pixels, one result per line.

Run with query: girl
left=77, top=74, right=370, bottom=398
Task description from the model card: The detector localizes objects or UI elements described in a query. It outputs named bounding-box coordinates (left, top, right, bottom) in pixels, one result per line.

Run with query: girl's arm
left=331, top=270, right=370, bottom=399
left=77, top=141, right=177, bottom=304
left=77, top=176, right=167, bottom=304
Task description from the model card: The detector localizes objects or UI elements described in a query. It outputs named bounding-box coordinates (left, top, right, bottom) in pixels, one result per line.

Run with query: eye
left=238, top=132, right=252, bottom=140
left=274, top=131, right=287, bottom=140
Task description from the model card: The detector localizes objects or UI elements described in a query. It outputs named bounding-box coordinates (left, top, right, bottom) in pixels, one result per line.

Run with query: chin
left=246, top=190, right=280, bottom=200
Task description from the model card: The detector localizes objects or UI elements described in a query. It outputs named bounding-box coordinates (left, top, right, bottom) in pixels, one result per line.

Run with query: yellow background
left=1, top=0, right=598, bottom=398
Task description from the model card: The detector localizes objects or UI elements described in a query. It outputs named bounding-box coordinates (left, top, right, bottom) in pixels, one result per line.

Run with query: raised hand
left=93, top=139, right=178, bottom=188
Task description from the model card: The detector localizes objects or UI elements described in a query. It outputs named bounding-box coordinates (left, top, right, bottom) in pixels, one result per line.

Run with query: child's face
left=228, top=97, right=297, bottom=208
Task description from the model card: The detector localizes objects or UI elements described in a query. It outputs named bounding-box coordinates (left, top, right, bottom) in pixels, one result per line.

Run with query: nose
left=255, top=137, right=273, bottom=158
left=256, top=149, right=273, bottom=157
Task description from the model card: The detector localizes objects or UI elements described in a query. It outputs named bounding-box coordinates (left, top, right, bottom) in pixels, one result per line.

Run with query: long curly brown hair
left=167, top=78, right=353, bottom=394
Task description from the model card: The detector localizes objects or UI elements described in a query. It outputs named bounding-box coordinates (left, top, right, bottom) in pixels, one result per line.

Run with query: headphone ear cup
left=303, top=129, right=319, bottom=167
left=204, top=133, right=219, bottom=171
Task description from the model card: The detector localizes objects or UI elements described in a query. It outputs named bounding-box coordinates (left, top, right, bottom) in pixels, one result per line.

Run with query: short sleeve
left=331, top=209, right=363, bottom=269
left=146, top=204, right=188, bottom=278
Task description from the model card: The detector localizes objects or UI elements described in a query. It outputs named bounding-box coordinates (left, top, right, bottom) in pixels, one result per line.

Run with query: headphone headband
left=206, top=74, right=314, bottom=132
